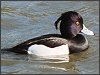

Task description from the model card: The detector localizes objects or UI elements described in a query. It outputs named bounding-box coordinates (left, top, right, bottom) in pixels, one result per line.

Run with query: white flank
left=28, top=44, right=69, bottom=56
left=81, top=24, right=94, bottom=35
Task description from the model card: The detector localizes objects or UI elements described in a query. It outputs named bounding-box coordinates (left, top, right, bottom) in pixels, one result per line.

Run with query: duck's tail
left=1, top=48, right=28, bottom=54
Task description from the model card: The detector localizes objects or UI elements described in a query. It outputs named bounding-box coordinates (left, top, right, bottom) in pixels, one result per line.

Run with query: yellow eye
left=76, top=21, right=80, bottom=26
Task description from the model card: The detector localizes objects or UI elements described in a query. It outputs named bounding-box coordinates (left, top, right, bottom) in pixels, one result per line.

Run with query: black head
left=55, top=11, right=83, bottom=39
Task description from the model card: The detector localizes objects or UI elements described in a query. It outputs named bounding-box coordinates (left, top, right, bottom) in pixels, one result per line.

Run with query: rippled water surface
left=1, top=1, right=99, bottom=74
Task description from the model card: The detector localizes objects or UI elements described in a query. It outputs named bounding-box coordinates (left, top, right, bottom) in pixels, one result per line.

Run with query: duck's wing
left=9, top=34, right=68, bottom=54
left=32, top=36, right=68, bottom=48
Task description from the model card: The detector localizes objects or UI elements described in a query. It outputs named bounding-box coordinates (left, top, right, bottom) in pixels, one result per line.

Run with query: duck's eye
left=75, top=21, right=80, bottom=26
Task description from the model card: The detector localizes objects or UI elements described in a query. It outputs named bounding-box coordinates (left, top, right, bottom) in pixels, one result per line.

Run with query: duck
left=3, top=11, right=94, bottom=56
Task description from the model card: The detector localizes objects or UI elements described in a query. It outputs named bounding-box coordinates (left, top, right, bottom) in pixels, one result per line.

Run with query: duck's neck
left=61, top=34, right=74, bottom=40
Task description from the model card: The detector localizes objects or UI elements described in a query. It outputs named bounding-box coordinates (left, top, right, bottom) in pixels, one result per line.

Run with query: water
left=1, top=1, right=99, bottom=74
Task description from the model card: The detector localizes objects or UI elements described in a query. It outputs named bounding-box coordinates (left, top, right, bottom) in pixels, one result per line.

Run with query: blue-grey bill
left=81, top=24, right=94, bottom=35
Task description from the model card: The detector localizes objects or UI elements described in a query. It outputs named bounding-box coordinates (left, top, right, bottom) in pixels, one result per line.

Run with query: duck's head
left=55, top=11, right=94, bottom=39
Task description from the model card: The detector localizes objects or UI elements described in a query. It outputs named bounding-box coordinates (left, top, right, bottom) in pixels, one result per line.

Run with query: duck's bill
left=81, top=24, right=94, bottom=35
